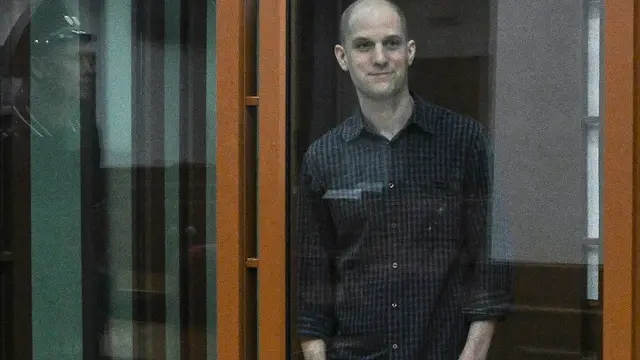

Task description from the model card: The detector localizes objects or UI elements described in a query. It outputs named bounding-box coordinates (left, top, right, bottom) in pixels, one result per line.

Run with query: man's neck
left=358, top=89, right=414, bottom=140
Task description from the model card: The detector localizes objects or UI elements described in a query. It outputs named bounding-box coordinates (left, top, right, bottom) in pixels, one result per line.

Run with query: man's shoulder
left=419, top=99, right=485, bottom=135
left=303, top=116, right=355, bottom=160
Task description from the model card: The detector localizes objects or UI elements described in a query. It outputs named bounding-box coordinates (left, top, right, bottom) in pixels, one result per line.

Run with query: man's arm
left=460, top=124, right=512, bottom=358
left=458, top=320, right=496, bottom=360
left=296, top=152, right=336, bottom=359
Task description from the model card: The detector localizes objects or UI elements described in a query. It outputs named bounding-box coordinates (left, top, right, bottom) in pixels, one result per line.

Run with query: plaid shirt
left=295, top=95, right=512, bottom=360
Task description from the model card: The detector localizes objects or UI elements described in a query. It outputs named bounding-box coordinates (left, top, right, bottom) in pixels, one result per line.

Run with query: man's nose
left=372, top=43, right=388, bottom=66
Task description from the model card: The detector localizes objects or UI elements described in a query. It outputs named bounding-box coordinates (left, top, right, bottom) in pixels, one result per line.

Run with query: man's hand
left=301, top=339, right=326, bottom=360
left=458, top=320, right=496, bottom=360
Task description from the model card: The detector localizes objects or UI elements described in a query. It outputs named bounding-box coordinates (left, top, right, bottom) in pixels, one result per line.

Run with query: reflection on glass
left=164, top=0, right=182, bottom=358
left=0, top=0, right=218, bottom=359
left=29, top=1, right=85, bottom=359
left=103, top=0, right=133, bottom=358
left=205, top=2, right=218, bottom=358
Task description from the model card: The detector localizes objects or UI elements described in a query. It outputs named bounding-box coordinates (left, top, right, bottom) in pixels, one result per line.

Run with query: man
left=296, top=0, right=511, bottom=359
left=2, top=1, right=108, bottom=358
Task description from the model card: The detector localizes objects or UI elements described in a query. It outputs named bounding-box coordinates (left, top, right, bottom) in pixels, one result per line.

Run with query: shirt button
left=392, top=262, right=398, bottom=269
left=388, top=182, right=395, bottom=189
left=427, top=226, right=432, bottom=231
left=391, top=223, right=397, bottom=228
left=392, top=303, right=398, bottom=308
left=392, top=344, right=398, bottom=350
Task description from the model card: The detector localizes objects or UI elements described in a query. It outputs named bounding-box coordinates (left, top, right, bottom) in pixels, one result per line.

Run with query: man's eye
left=386, top=40, right=401, bottom=48
left=355, top=42, right=372, bottom=50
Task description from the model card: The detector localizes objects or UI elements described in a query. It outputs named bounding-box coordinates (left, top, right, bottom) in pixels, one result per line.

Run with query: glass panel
left=0, top=0, right=218, bottom=359
left=29, top=1, right=83, bottom=358
left=103, top=1, right=134, bottom=358
left=205, top=3, right=218, bottom=359
left=289, top=1, right=604, bottom=359
left=164, top=0, right=182, bottom=359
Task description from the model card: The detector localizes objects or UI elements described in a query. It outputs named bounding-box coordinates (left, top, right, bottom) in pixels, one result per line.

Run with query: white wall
left=489, top=0, right=588, bottom=264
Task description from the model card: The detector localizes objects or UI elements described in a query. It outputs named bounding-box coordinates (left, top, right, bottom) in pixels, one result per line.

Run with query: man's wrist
left=301, top=338, right=326, bottom=360
left=459, top=320, right=496, bottom=360
left=468, top=319, right=496, bottom=343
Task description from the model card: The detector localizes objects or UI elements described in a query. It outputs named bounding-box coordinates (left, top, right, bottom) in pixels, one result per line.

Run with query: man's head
left=335, top=0, right=415, bottom=101
left=27, top=0, right=95, bottom=102
left=31, top=35, right=95, bottom=102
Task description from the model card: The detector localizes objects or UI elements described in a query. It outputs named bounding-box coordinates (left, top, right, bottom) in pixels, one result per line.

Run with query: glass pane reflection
left=0, top=0, right=218, bottom=359
left=289, top=0, right=604, bottom=359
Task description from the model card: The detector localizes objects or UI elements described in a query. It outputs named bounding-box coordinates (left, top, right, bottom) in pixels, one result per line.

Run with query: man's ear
left=334, top=44, right=349, bottom=71
left=406, top=39, right=416, bottom=66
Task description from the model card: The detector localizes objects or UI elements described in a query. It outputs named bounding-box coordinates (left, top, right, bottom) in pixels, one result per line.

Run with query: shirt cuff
left=463, top=291, right=512, bottom=322
left=297, top=311, right=335, bottom=340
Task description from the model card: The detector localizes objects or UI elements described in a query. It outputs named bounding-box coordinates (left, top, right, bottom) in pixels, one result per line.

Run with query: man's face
left=33, top=40, right=95, bottom=101
left=335, top=3, right=415, bottom=100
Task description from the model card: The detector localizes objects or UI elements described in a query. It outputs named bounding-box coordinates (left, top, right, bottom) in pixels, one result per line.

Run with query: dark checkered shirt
left=295, top=95, right=512, bottom=360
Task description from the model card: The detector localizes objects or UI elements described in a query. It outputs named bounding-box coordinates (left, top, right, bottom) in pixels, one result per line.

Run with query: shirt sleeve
left=461, top=125, right=513, bottom=322
left=295, top=151, right=336, bottom=339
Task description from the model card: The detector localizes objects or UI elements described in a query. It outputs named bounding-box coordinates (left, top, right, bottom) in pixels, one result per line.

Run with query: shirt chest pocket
left=324, top=187, right=379, bottom=235
left=410, top=178, right=463, bottom=240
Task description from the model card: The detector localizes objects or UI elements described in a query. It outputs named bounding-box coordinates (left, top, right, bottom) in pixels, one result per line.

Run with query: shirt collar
left=341, top=92, right=435, bottom=142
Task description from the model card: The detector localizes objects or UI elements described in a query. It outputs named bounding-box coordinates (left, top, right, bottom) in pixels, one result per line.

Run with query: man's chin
left=362, top=86, right=399, bottom=100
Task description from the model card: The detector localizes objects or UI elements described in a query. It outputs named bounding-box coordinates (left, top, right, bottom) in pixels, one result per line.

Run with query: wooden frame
left=635, top=0, right=640, bottom=357
left=257, top=0, right=288, bottom=358
left=216, top=0, right=287, bottom=359
left=216, top=0, right=246, bottom=359
left=602, top=0, right=637, bottom=359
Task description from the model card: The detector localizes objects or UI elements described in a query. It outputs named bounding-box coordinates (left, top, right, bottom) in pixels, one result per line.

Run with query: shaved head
left=339, top=0, right=408, bottom=45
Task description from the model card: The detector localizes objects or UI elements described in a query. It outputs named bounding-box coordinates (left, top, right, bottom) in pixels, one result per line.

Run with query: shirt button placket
left=390, top=259, right=399, bottom=357
left=388, top=157, right=399, bottom=357
left=388, top=181, right=398, bottom=272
